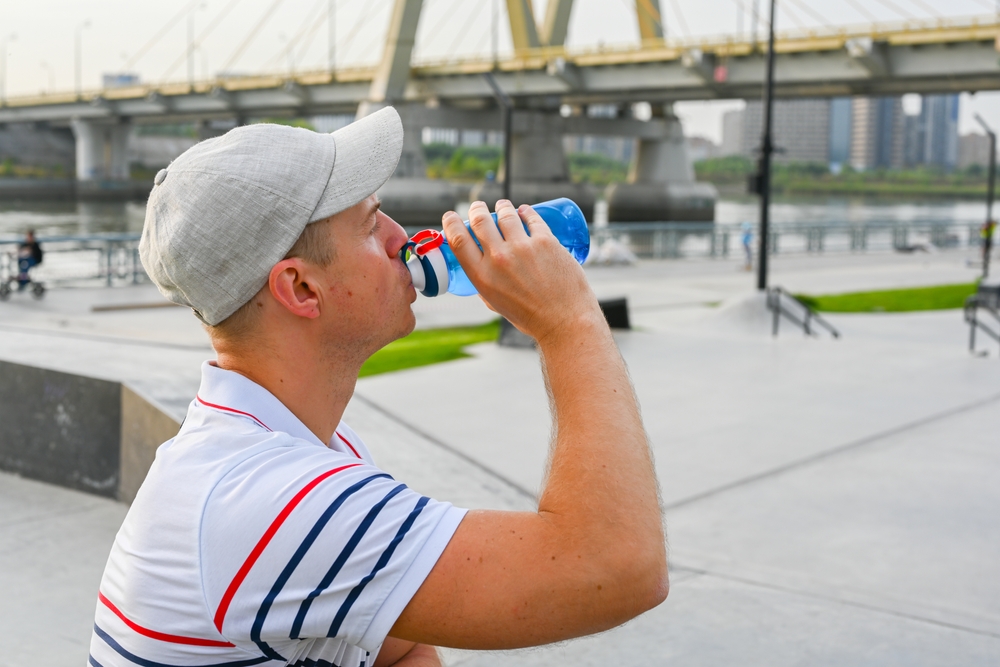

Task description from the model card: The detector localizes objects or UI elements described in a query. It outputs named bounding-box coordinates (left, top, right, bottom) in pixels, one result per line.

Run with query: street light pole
left=329, top=0, right=336, bottom=72
left=483, top=71, right=513, bottom=202
left=188, top=11, right=195, bottom=86
left=75, top=20, right=90, bottom=98
left=756, top=0, right=777, bottom=291
left=974, top=113, right=997, bottom=278
left=1, top=33, right=16, bottom=106
left=40, top=61, right=54, bottom=93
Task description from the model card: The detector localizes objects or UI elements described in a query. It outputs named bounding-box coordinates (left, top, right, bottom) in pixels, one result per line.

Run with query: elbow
left=648, top=559, right=670, bottom=608
left=634, top=549, right=669, bottom=613
left=602, top=540, right=669, bottom=620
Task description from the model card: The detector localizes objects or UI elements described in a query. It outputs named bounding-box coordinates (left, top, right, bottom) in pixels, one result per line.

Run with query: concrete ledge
left=0, top=360, right=180, bottom=501
left=120, top=385, right=182, bottom=503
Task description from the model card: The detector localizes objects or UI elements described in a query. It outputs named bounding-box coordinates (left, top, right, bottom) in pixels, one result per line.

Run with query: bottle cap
left=402, top=230, right=450, bottom=297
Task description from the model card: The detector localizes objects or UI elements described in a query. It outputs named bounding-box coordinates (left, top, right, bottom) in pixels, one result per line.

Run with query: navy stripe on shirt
left=250, top=474, right=392, bottom=659
left=290, top=484, right=408, bottom=639
left=327, top=496, right=430, bottom=637
left=93, top=625, right=272, bottom=667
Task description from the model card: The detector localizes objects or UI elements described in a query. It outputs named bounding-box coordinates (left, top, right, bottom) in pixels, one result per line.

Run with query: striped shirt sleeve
left=200, top=443, right=466, bottom=657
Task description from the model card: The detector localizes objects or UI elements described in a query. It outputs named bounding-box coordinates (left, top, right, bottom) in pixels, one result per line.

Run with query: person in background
left=16, top=229, right=43, bottom=288
left=741, top=221, right=753, bottom=271
left=981, top=220, right=995, bottom=278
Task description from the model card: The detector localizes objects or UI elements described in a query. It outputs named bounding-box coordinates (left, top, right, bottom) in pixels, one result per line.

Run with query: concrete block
left=498, top=318, right=536, bottom=348
left=605, top=181, right=717, bottom=222
left=0, top=360, right=181, bottom=501
left=119, top=385, right=180, bottom=504
left=599, top=297, right=631, bottom=329
left=0, top=360, right=120, bottom=497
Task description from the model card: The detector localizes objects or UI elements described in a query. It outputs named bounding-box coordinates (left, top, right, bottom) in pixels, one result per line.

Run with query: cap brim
left=309, top=106, right=404, bottom=223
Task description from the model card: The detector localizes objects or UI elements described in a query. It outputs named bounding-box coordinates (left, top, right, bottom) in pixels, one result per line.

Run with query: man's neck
left=215, top=340, right=362, bottom=446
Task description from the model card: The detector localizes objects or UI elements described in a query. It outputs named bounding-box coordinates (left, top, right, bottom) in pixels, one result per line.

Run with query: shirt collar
left=195, top=361, right=328, bottom=449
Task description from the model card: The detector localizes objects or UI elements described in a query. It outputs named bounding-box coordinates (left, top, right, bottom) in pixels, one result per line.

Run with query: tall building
left=850, top=97, right=904, bottom=171
left=687, top=136, right=719, bottom=162
left=901, top=94, right=961, bottom=170
left=958, top=133, right=994, bottom=170
left=828, top=98, right=852, bottom=171
left=741, top=98, right=831, bottom=164
left=720, top=109, right=744, bottom=157
left=903, top=112, right=924, bottom=167
left=921, top=94, right=960, bottom=171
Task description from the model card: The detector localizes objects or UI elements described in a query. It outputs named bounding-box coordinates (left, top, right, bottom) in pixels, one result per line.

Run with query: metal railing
left=0, top=233, right=145, bottom=287
left=964, top=285, right=1000, bottom=356
left=591, top=219, right=976, bottom=260
left=766, top=286, right=841, bottom=339
left=0, top=218, right=984, bottom=289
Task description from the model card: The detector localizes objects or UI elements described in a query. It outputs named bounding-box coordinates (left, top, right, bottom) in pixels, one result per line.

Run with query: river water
left=0, top=195, right=992, bottom=238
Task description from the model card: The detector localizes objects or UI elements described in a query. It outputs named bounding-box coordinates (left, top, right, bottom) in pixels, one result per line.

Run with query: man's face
left=313, top=195, right=416, bottom=359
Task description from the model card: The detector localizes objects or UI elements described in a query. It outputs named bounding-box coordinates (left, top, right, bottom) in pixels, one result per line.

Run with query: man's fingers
left=466, top=200, right=504, bottom=249
left=518, top=204, right=554, bottom=238
left=494, top=200, right=528, bottom=241
left=442, top=210, right=482, bottom=269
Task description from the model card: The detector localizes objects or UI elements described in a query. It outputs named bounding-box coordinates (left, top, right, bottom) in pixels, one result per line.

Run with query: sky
left=2, top=0, right=999, bottom=140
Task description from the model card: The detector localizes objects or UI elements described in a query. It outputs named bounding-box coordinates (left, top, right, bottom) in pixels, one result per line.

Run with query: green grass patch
left=795, top=283, right=978, bottom=313
left=359, top=320, right=500, bottom=377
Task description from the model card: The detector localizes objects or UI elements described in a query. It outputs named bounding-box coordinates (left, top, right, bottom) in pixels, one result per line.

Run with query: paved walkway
left=1, top=249, right=997, bottom=666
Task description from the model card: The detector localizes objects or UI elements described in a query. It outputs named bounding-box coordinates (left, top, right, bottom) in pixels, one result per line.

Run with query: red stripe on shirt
left=99, top=591, right=235, bottom=648
left=196, top=395, right=271, bottom=431
left=213, top=463, right=363, bottom=632
left=336, top=432, right=362, bottom=459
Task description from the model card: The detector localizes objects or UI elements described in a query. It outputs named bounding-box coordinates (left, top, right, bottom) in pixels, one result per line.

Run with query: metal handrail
left=964, top=293, right=1000, bottom=356
left=0, top=233, right=145, bottom=286
left=0, top=232, right=142, bottom=245
left=766, top=286, right=841, bottom=339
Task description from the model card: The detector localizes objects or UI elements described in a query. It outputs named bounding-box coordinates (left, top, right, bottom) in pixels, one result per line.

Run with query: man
left=17, top=229, right=43, bottom=287
left=90, top=107, right=667, bottom=667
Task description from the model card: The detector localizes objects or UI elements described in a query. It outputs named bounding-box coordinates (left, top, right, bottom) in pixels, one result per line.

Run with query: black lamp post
left=483, top=71, right=513, bottom=202
left=755, top=0, right=777, bottom=291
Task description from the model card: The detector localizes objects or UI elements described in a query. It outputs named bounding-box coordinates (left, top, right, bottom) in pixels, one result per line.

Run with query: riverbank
left=0, top=178, right=150, bottom=201
left=697, top=157, right=996, bottom=201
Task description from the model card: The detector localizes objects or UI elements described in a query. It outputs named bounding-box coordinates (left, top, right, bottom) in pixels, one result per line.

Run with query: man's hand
left=441, top=200, right=603, bottom=345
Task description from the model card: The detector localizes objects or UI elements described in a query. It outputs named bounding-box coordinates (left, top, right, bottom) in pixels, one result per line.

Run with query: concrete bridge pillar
left=605, top=105, right=716, bottom=222
left=369, top=102, right=467, bottom=226
left=71, top=119, right=132, bottom=181
left=472, top=110, right=595, bottom=220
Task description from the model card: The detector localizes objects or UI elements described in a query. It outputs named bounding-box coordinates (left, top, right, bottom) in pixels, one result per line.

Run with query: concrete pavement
left=1, top=249, right=997, bottom=666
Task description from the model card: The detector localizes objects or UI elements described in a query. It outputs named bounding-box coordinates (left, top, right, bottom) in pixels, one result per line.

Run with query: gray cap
left=139, top=106, right=404, bottom=326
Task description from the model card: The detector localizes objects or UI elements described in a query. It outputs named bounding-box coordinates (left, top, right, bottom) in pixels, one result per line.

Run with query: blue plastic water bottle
left=403, top=198, right=590, bottom=297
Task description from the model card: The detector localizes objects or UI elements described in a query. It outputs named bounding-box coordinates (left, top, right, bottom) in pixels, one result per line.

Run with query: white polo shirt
left=89, top=362, right=467, bottom=667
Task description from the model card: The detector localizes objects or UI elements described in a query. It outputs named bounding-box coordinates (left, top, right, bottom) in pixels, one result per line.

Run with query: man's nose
left=383, top=215, right=409, bottom=256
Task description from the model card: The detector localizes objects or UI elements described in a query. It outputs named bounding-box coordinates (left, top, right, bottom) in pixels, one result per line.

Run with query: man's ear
left=268, top=258, right=321, bottom=320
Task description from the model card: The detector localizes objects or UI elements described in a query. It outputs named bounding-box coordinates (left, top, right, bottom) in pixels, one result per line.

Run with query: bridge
left=1, top=0, right=999, bottom=223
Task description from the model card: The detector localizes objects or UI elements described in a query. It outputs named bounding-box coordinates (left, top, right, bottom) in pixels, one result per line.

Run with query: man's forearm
left=537, top=312, right=666, bottom=597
